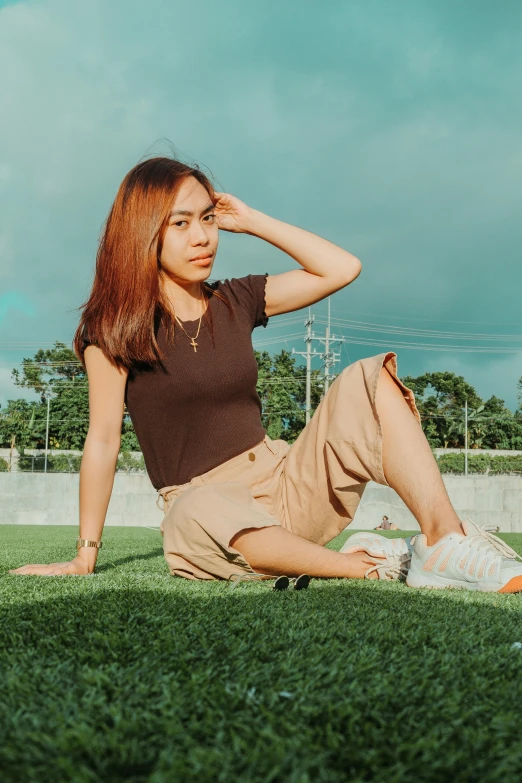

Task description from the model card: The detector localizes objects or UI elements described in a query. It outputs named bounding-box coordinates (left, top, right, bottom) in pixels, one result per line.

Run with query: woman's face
left=160, top=176, right=218, bottom=284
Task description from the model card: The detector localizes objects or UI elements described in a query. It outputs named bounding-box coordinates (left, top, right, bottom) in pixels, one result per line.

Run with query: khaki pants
left=156, top=352, right=421, bottom=580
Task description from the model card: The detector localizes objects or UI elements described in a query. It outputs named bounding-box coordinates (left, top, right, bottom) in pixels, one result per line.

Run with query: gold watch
left=76, top=537, right=103, bottom=551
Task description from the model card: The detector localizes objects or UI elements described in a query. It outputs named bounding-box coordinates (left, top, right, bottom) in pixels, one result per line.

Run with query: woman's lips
left=189, top=255, right=213, bottom=266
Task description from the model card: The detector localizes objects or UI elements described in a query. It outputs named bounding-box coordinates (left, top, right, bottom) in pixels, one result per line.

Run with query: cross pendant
left=190, top=338, right=198, bottom=352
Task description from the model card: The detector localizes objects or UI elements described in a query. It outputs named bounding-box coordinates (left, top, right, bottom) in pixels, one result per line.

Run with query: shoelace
left=465, top=518, right=522, bottom=562
left=364, top=553, right=409, bottom=581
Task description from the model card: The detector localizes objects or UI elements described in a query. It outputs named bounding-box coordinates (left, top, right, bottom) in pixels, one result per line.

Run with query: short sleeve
left=221, top=273, right=269, bottom=330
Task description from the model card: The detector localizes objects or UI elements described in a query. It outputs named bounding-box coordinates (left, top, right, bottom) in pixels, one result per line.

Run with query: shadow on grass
left=94, top=547, right=165, bottom=572
left=2, top=578, right=522, bottom=783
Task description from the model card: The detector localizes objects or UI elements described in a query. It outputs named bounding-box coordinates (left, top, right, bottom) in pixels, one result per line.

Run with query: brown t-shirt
left=81, top=273, right=270, bottom=490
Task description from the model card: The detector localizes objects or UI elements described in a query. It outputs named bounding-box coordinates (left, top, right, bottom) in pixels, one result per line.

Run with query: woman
left=9, top=156, right=522, bottom=592
left=374, top=515, right=398, bottom=531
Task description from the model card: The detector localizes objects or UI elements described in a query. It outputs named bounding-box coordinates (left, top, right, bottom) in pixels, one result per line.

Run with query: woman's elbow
left=345, top=255, right=362, bottom=284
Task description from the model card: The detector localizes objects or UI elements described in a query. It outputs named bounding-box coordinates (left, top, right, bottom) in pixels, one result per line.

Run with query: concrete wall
left=353, top=477, right=522, bottom=532
left=0, top=473, right=159, bottom=527
left=2, top=473, right=522, bottom=531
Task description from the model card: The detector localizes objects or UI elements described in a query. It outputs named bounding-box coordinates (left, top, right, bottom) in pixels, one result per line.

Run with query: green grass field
left=2, top=526, right=522, bottom=783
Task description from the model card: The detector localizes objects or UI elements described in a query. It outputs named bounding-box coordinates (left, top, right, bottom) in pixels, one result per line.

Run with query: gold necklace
left=174, top=289, right=207, bottom=353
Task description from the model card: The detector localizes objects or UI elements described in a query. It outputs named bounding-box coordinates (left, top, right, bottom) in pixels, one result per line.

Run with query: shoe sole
left=407, top=573, right=522, bottom=593
left=498, top=575, right=522, bottom=593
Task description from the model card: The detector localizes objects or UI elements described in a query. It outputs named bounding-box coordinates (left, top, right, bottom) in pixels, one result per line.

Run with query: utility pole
left=44, top=394, right=51, bottom=474
left=292, top=298, right=349, bottom=423
left=44, top=389, right=57, bottom=474
left=312, top=297, right=347, bottom=400
left=464, top=399, right=468, bottom=477
left=320, top=297, right=333, bottom=395
left=292, top=309, right=317, bottom=423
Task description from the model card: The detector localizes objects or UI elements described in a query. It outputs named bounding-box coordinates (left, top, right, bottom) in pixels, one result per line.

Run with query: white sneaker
left=407, top=518, right=522, bottom=593
left=340, top=531, right=413, bottom=559
left=340, top=532, right=414, bottom=581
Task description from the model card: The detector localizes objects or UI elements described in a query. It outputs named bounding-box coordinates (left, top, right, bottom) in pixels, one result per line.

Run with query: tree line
left=403, top=372, right=522, bottom=450
left=0, top=342, right=325, bottom=470
left=1, top=343, right=522, bottom=472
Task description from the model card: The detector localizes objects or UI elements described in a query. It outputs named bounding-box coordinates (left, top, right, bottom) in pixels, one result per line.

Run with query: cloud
left=0, top=0, right=521, bottom=409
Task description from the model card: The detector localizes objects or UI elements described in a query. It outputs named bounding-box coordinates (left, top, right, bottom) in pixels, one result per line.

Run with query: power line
left=0, top=317, right=307, bottom=351
left=6, top=312, right=522, bottom=350
left=5, top=311, right=522, bottom=367
left=316, top=315, right=522, bottom=342
left=331, top=310, right=522, bottom=327
left=330, top=295, right=354, bottom=367
left=3, top=304, right=522, bottom=408
left=323, top=338, right=522, bottom=354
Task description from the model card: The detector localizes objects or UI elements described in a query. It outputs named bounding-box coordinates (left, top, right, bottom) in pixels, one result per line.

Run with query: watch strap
left=76, top=537, right=103, bottom=550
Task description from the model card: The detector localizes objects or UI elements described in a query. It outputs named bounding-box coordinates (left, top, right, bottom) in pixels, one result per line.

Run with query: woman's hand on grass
left=8, top=555, right=94, bottom=576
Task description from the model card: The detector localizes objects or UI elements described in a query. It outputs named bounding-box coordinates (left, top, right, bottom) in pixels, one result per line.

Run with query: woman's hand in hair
left=213, top=192, right=254, bottom=233
left=8, top=556, right=94, bottom=577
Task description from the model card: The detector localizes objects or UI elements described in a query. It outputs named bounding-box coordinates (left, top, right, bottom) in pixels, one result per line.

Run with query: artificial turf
left=2, top=525, right=522, bottom=783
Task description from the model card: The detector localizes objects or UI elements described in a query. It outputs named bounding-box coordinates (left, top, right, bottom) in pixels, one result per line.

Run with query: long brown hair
left=72, top=156, right=232, bottom=371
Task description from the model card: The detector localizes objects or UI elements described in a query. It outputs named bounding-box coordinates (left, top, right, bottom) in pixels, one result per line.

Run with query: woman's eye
left=173, top=215, right=214, bottom=227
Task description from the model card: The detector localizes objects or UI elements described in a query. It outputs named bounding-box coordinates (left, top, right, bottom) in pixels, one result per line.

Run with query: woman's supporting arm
left=8, top=437, right=119, bottom=576
left=76, top=434, right=121, bottom=572
left=9, top=344, right=128, bottom=577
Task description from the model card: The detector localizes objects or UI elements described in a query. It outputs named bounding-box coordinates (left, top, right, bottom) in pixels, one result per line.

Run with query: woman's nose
left=190, top=224, right=211, bottom=245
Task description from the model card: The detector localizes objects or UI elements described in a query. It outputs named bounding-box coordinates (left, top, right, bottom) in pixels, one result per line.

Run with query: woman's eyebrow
left=169, top=202, right=215, bottom=217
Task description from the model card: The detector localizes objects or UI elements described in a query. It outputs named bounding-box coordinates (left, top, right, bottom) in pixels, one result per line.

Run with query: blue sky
left=1, top=0, right=522, bottom=408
